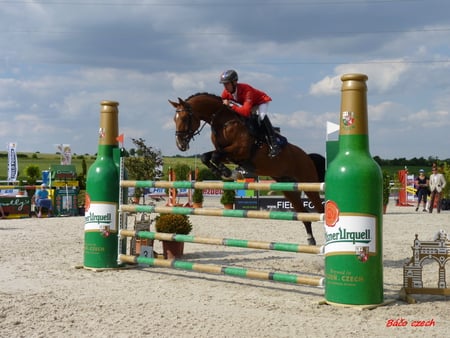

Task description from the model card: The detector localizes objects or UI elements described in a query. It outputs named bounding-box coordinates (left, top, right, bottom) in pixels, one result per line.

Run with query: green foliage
left=155, top=214, right=193, bottom=234
left=220, top=189, right=235, bottom=205
left=78, top=190, right=86, bottom=207
left=76, top=158, right=88, bottom=190
left=124, top=138, right=163, bottom=197
left=192, top=189, right=204, bottom=203
left=382, top=171, right=391, bottom=206
left=198, top=168, right=217, bottom=180
left=0, top=152, right=94, bottom=182
left=25, top=165, right=40, bottom=185
left=173, top=164, right=191, bottom=181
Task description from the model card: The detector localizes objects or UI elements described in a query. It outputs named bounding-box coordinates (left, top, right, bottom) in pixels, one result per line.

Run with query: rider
left=219, top=69, right=281, bottom=158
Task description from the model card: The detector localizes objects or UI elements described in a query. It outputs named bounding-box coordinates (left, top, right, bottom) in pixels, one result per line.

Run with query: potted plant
left=155, top=214, right=193, bottom=258
left=192, top=189, right=204, bottom=208
left=133, top=187, right=143, bottom=204
left=382, top=171, right=391, bottom=214
left=220, top=189, right=235, bottom=209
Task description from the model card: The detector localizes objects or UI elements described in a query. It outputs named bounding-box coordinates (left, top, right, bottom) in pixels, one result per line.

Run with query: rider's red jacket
left=221, top=83, right=272, bottom=117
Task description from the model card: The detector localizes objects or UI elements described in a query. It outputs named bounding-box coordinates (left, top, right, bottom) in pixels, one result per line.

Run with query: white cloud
left=0, top=1, right=449, bottom=159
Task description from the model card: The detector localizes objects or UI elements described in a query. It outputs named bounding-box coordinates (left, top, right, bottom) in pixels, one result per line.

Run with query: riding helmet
left=220, top=69, right=238, bottom=83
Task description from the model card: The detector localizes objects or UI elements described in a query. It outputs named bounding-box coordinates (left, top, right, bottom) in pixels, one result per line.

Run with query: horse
left=169, top=93, right=325, bottom=245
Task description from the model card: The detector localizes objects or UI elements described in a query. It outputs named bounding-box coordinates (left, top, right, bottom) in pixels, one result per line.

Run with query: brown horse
left=169, top=93, right=324, bottom=245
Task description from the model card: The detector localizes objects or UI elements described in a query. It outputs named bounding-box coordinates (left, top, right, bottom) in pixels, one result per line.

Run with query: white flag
left=7, top=142, right=18, bottom=182
left=326, top=121, right=340, bottom=135
left=57, top=144, right=72, bottom=165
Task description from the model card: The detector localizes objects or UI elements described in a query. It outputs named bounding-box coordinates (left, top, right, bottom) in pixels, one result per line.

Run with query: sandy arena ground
left=1, top=198, right=449, bottom=338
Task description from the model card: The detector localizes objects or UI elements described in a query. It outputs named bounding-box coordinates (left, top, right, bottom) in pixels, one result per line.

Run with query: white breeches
left=254, top=103, right=269, bottom=119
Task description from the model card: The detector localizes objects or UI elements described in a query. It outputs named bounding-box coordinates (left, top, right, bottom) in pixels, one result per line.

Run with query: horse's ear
left=178, top=97, right=186, bottom=105
left=168, top=99, right=178, bottom=108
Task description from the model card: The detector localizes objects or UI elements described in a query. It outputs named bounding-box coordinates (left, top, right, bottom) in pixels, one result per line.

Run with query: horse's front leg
left=211, top=151, right=232, bottom=178
left=200, top=151, right=222, bottom=178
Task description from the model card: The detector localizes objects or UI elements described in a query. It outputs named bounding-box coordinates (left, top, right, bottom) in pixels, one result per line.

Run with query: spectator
left=34, top=183, right=53, bottom=218
left=429, top=165, right=447, bottom=213
left=415, top=169, right=429, bottom=212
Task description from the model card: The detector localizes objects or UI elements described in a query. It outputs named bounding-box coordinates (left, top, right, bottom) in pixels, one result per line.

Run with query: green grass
left=0, top=152, right=209, bottom=182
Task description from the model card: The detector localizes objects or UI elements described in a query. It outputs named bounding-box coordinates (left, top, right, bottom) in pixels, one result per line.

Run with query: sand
left=1, top=199, right=449, bottom=338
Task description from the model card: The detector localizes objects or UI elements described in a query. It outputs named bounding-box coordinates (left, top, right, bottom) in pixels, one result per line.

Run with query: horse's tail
left=308, top=153, right=326, bottom=182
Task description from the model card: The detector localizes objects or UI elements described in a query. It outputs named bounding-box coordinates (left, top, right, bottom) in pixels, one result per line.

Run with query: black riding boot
left=260, top=115, right=281, bottom=158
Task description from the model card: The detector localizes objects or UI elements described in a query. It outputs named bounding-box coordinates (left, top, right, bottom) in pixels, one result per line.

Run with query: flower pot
left=162, top=241, right=184, bottom=259
left=223, top=203, right=234, bottom=210
left=192, top=202, right=203, bottom=208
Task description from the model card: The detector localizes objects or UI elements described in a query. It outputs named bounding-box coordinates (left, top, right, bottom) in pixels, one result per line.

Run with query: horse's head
left=169, top=97, right=201, bottom=152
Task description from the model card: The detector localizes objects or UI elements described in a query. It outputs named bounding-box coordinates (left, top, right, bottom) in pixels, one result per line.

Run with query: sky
left=1, top=0, right=450, bottom=161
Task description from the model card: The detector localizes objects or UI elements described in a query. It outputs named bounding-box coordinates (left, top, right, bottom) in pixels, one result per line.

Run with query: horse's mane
left=185, top=92, right=222, bottom=102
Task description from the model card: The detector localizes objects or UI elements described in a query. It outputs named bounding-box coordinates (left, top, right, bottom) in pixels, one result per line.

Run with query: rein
left=175, top=102, right=227, bottom=141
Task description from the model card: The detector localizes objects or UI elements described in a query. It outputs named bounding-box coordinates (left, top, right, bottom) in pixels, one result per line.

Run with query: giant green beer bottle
left=324, top=74, right=383, bottom=305
left=84, top=101, right=120, bottom=269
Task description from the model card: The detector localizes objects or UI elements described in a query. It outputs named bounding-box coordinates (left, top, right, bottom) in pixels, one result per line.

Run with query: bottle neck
left=338, top=134, right=370, bottom=154
left=97, top=144, right=116, bottom=158
left=338, top=74, right=370, bottom=154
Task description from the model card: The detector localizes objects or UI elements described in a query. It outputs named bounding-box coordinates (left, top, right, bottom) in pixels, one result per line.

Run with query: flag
left=116, top=133, right=124, bottom=147
left=7, top=142, right=18, bottom=183
left=116, top=133, right=124, bottom=143
left=57, top=144, right=72, bottom=165
left=326, top=121, right=340, bottom=135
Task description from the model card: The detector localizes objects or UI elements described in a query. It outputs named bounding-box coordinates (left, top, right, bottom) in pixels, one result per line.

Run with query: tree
left=77, top=158, right=87, bottom=190
left=124, top=138, right=163, bottom=197
left=25, top=165, right=40, bottom=185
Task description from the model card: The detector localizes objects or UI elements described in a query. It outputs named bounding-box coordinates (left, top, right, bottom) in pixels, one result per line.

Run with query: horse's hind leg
left=282, top=191, right=316, bottom=245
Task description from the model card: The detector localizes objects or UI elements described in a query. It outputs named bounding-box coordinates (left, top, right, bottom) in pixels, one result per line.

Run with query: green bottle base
left=84, top=232, right=118, bottom=268
left=325, top=254, right=383, bottom=305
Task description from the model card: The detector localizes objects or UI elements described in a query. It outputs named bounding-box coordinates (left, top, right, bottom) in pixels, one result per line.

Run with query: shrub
left=155, top=214, right=193, bottom=234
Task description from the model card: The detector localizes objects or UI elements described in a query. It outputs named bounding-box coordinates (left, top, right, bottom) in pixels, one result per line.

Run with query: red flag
left=116, top=133, right=124, bottom=143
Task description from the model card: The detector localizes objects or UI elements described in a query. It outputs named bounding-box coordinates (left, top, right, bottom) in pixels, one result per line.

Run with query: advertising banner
left=7, top=142, right=18, bottom=183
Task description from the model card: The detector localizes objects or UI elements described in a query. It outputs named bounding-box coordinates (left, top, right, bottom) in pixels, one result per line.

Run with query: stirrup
left=268, top=144, right=281, bottom=158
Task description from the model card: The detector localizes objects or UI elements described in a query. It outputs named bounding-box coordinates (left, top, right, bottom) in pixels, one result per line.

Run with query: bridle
left=174, top=104, right=207, bottom=144
left=175, top=102, right=227, bottom=143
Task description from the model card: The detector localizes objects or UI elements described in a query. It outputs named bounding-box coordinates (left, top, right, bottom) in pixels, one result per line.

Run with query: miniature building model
left=403, top=231, right=450, bottom=299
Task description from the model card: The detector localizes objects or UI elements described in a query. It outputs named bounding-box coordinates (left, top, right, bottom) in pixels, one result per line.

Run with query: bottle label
left=84, top=202, right=117, bottom=232
left=324, top=214, right=376, bottom=255
left=340, top=110, right=368, bottom=135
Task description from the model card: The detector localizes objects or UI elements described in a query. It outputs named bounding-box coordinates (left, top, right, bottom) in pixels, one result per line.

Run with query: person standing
left=429, top=165, right=447, bottom=213
left=415, top=169, right=429, bottom=212
left=219, top=69, right=281, bottom=157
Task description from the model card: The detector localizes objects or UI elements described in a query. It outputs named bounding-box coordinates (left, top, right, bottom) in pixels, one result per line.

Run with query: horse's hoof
left=231, top=170, right=244, bottom=180
left=221, top=168, right=232, bottom=178
left=307, top=237, right=316, bottom=246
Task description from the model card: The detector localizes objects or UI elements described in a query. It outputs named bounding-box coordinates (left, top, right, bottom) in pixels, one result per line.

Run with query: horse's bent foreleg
left=201, top=151, right=222, bottom=178
left=282, top=191, right=316, bottom=245
left=211, top=151, right=232, bottom=178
